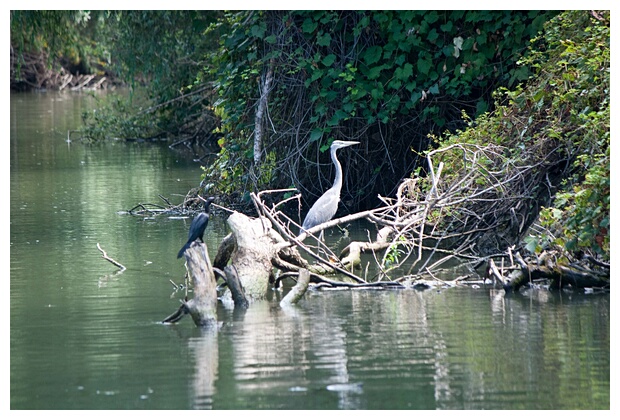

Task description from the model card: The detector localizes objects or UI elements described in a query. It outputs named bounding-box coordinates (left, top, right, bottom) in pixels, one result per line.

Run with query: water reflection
left=188, top=329, right=219, bottom=409
left=177, top=287, right=610, bottom=409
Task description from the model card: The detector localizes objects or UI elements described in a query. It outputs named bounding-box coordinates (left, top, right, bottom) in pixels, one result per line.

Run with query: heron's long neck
left=331, top=147, right=343, bottom=192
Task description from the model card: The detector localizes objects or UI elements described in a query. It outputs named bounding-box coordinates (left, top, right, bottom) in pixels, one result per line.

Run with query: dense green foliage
left=529, top=11, right=610, bottom=259
left=431, top=11, right=609, bottom=260
left=11, top=11, right=223, bottom=141
left=11, top=11, right=109, bottom=81
left=80, top=11, right=223, bottom=143
left=101, top=11, right=219, bottom=101
left=12, top=10, right=555, bottom=208
left=13, top=10, right=608, bottom=261
left=205, top=11, right=556, bottom=207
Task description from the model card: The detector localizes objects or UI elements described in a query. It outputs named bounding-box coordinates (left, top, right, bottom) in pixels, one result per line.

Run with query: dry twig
left=96, top=243, right=126, bottom=271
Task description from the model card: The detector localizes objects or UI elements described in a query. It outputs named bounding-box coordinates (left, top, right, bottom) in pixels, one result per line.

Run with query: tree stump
left=164, top=242, right=218, bottom=327
left=226, top=211, right=278, bottom=299
left=184, top=242, right=218, bottom=326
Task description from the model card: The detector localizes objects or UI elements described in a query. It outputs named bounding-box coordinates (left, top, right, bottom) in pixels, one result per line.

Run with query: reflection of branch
left=96, top=243, right=126, bottom=271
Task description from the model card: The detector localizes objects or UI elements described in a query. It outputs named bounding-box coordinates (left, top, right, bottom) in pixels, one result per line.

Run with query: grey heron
left=177, top=196, right=216, bottom=258
left=301, top=140, right=359, bottom=234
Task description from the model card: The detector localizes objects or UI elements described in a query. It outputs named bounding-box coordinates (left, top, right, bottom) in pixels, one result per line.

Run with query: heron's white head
left=330, top=140, right=360, bottom=150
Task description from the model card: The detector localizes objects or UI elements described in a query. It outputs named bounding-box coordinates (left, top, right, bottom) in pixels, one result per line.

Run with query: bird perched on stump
left=301, top=140, right=359, bottom=234
left=177, top=196, right=216, bottom=258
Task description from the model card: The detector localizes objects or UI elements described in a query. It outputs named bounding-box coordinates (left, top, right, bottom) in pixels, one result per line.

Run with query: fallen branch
left=96, top=243, right=126, bottom=271
left=280, top=268, right=310, bottom=306
left=251, top=191, right=369, bottom=284
left=486, top=251, right=609, bottom=293
left=224, top=265, right=249, bottom=309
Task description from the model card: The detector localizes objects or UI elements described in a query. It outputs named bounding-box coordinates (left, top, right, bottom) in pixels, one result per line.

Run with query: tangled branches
left=249, top=140, right=569, bottom=282
left=364, top=140, right=566, bottom=273
left=421, top=142, right=562, bottom=255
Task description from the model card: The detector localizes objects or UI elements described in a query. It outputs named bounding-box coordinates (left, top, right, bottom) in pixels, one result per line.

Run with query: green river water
left=9, top=91, right=610, bottom=410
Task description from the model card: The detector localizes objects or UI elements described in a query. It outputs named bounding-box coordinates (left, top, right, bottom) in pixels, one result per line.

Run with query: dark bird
left=177, top=196, right=216, bottom=258
left=301, top=140, right=359, bottom=234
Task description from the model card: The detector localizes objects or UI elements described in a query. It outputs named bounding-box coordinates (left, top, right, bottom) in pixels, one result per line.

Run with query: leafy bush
left=11, top=11, right=111, bottom=90
left=430, top=11, right=609, bottom=260
left=205, top=11, right=557, bottom=210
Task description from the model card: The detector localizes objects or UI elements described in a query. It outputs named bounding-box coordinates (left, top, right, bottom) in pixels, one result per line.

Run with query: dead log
left=226, top=211, right=278, bottom=299
left=213, top=232, right=235, bottom=270
left=493, top=252, right=609, bottom=293
left=224, top=265, right=249, bottom=309
left=340, top=235, right=392, bottom=269
left=280, top=269, right=310, bottom=307
left=163, top=242, right=218, bottom=327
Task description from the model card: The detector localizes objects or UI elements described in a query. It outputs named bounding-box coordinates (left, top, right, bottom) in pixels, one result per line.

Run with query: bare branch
left=96, top=243, right=126, bottom=271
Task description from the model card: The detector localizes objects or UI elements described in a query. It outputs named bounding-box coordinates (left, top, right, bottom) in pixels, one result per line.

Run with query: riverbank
left=10, top=48, right=122, bottom=92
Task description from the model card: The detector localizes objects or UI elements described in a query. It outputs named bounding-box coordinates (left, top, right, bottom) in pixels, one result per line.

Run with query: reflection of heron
left=177, top=196, right=216, bottom=258
left=301, top=140, right=359, bottom=234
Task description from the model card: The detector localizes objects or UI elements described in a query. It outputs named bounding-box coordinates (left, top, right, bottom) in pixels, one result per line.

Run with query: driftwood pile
left=161, top=183, right=608, bottom=327
left=142, top=142, right=609, bottom=327
left=11, top=48, right=114, bottom=91
left=485, top=247, right=609, bottom=293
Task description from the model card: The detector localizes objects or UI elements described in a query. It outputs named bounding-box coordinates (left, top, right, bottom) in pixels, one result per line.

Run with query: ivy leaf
left=317, top=32, right=332, bottom=46
left=325, top=90, right=338, bottom=102
left=315, top=102, right=327, bottom=115
left=523, top=235, right=539, bottom=254
left=309, top=128, right=323, bottom=142
left=322, top=54, right=336, bottom=66
left=417, top=57, right=432, bottom=75
left=327, top=109, right=348, bottom=126
left=401, top=63, right=413, bottom=79
left=367, top=65, right=384, bottom=80
left=363, top=46, right=383, bottom=65
left=310, top=68, right=324, bottom=82
left=302, top=18, right=317, bottom=33
left=251, top=24, right=266, bottom=38
left=427, top=28, right=439, bottom=43
left=428, top=83, right=440, bottom=95
left=388, top=77, right=402, bottom=89
left=424, top=11, right=439, bottom=24
left=350, top=86, right=367, bottom=100
left=405, top=81, right=417, bottom=92
left=374, top=12, right=389, bottom=24
left=410, top=91, right=422, bottom=105
left=440, top=21, right=453, bottom=32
